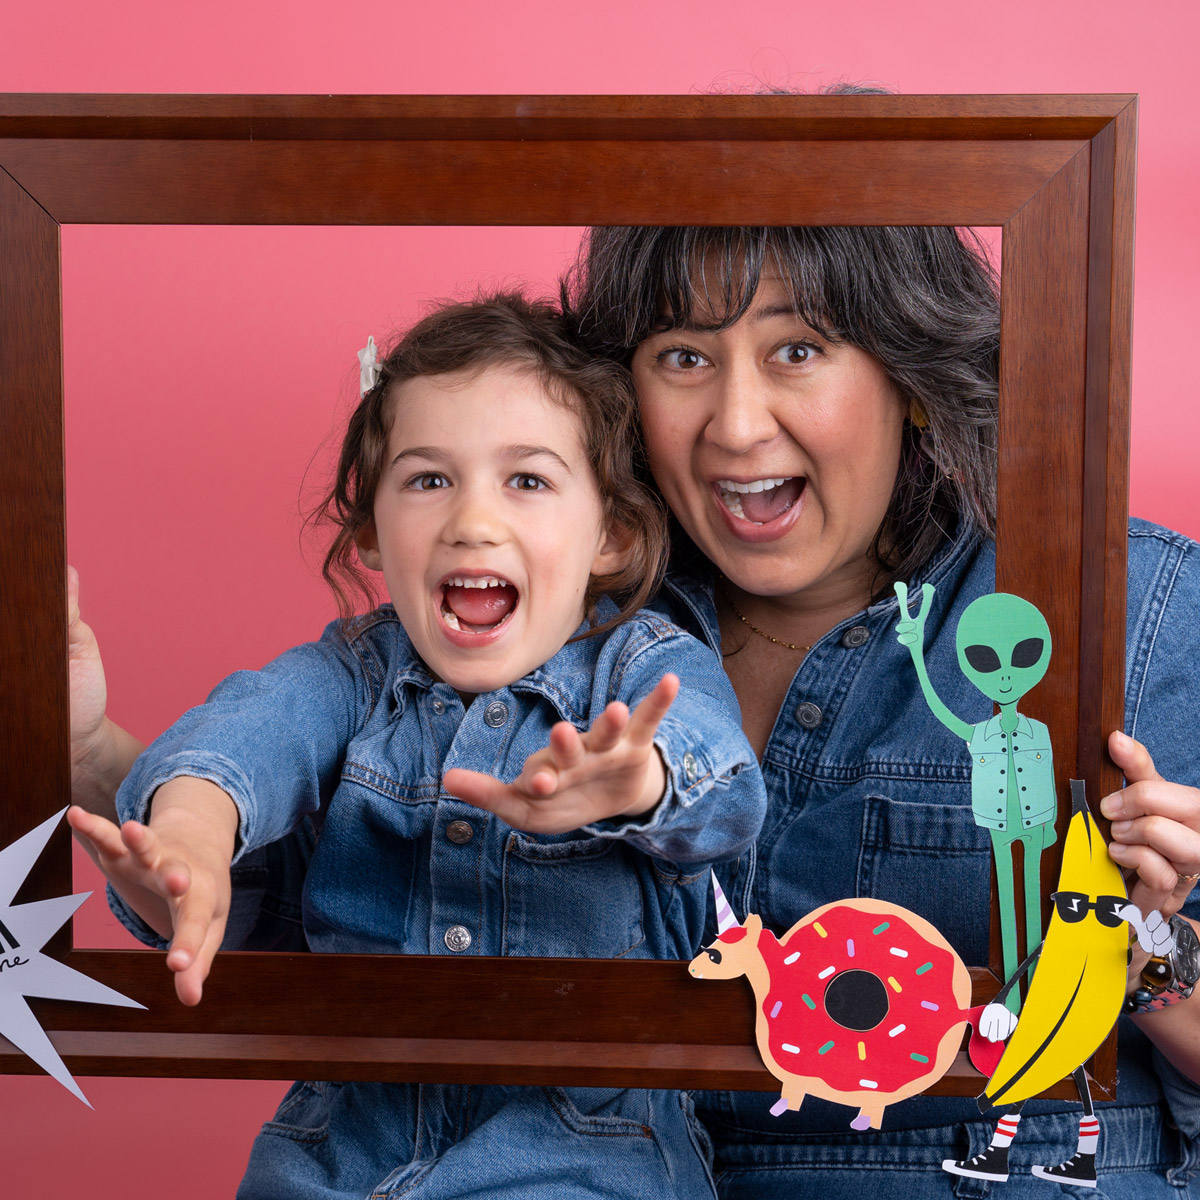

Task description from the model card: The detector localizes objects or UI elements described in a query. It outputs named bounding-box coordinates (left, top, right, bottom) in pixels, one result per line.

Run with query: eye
left=656, top=346, right=710, bottom=371
left=1011, top=637, right=1045, bottom=669
left=705, top=948, right=723, bottom=965
left=409, top=472, right=448, bottom=491
left=768, top=341, right=817, bottom=365
left=963, top=644, right=1002, bottom=672
left=509, top=473, right=548, bottom=492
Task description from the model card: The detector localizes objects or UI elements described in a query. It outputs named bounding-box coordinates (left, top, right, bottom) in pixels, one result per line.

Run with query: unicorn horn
left=711, top=870, right=740, bottom=934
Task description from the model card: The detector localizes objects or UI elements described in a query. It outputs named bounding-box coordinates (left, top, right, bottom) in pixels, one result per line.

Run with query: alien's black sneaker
left=942, top=1143, right=1010, bottom=1181
left=1031, top=1152, right=1097, bottom=1188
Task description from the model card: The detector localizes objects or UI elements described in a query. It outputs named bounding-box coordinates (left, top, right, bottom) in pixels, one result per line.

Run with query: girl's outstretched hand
left=443, top=674, right=680, bottom=834
left=67, top=776, right=238, bottom=1006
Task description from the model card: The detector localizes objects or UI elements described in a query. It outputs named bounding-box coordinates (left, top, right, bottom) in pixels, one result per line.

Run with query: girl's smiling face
left=632, top=274, right=906, bottom=611
left=356, top=364, right=626, bottom=697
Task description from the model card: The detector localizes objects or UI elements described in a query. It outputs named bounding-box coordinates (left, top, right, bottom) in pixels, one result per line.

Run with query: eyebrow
left=664, top=303, right=813, bottom=334
left=389, top=443, right=574, bottom=473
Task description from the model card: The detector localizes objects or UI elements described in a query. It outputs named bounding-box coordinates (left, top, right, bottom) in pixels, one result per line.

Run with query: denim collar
left=373, top=596, right=625, bottom=725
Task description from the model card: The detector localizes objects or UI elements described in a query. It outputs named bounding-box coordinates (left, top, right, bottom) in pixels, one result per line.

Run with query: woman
left=70, top=223, right=1200, bottom=1196
left=563, top=223, right=1200, bottom=1196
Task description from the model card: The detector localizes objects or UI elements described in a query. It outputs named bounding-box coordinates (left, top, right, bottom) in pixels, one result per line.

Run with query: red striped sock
left=1078, top=1116, right=1100, bottom=1155
left=992, top=1114, right=1022, bottom=1148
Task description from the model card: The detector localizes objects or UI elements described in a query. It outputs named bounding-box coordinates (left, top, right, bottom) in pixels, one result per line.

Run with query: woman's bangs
left=652, top=228, right=839, bottom=341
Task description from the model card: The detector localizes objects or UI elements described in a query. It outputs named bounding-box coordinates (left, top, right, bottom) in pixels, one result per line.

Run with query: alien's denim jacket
left=967, top=713, right=1056, bottom=832
left=659, top=518, right=1200, bottom=1184
left=115, top=600, right=766, bottom=962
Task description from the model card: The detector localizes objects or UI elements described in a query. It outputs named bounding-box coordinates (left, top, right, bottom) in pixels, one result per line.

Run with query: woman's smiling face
left=632, top=274, right=906, bottom=609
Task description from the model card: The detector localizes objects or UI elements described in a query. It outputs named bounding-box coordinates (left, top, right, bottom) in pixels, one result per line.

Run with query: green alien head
left=955, top=592, right=1052, bottom=705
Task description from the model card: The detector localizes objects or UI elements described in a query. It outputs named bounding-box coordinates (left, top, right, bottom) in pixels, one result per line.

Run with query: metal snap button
left=683, top=751, right=699, bottom=783
left=483, top=701, right=508, bottom=728
left=795, top=702, right=823, bottom=730
left=444, top=925, right=472, bottom=952
left=432, top=698, right=445, bottom=715
left=841, top=625, right=870, bottom=649
left=446, top=820, right=474, bottom=845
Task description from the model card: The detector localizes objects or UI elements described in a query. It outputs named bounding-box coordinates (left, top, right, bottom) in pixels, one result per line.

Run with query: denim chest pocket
left=502, top=833, right=645, bottom=958
left=856, top=793, right=992, bottom=965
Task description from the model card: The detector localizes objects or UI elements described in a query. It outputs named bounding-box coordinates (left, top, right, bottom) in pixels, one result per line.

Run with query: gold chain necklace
left=717, top=579, right=812, bottom=652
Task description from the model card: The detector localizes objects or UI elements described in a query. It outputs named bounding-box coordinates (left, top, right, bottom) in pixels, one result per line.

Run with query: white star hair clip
left=357, top=336, right=381, bottom=397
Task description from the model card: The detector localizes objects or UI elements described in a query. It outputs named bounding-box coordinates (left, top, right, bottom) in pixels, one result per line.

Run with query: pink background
left=5, top=1, right=1200, bottom=1194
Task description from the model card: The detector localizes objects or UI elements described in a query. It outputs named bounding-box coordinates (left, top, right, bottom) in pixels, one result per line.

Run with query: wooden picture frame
left=0, top=93, right=1135, bottom=1099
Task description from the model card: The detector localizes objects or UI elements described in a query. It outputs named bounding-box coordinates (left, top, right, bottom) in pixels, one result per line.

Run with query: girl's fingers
left=441, top=767, right=506, bottom=809
left=547, top=722, right=587, bottom=768
left=67, top=806, right=126, bottom=859
left=582, top=704, right=628, bottom=755
left=171, top=916, right=226, bottom=1007
left=120, top=820, right=164, bottom=873
left=627, top=675, right=680, bottom=747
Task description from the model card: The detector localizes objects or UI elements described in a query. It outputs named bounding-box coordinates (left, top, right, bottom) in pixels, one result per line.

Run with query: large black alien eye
left=1011, top=638, right=1045, bottom=669
left=706, top=948, right=723, bottom=965
left=964, top=644, right=1002, bottom=672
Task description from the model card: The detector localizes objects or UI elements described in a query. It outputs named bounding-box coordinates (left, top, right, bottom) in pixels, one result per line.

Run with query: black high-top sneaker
left=1031, top=1152, right=1097, bottom=1188
left=942, top=1143, right=1010, bottom=1181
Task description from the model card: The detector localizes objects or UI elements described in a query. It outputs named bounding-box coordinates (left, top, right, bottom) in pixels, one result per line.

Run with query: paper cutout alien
left=895, top=583, right=1057, bottom=1001
left=689, top=874, right=1008, bottom=1131
left=0, top=808, right=145, bottom=1106
left=943, top=781, right=1172, bottom=1188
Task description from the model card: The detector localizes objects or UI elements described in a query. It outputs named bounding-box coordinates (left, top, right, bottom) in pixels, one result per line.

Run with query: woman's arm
left=67, top=566, right=144, bottom=817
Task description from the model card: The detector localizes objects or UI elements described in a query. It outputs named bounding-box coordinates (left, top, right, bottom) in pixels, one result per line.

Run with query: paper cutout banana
left=980, top=781, right=1169, bottom=1109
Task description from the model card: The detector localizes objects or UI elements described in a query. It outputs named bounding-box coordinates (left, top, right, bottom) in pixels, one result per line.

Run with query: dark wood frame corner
left=0, top=93, right=1136, bottom=1099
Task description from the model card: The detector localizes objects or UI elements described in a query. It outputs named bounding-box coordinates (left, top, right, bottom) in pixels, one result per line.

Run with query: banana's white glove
left=1119, top=904, right=1175, bottom=955
left=980, top=1001, right=1019, bottom=1042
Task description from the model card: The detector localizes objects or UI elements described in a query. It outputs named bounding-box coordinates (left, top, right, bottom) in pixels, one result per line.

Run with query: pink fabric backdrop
left=4, top=1, right=1198, bottom=1193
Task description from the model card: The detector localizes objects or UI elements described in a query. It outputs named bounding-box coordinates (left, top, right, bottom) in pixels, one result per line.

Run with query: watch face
left=1172, top=918, right=1200, bottom=987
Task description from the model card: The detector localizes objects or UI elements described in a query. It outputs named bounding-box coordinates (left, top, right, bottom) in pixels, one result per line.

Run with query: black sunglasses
left=1051, top=891, right=1127, bottom=928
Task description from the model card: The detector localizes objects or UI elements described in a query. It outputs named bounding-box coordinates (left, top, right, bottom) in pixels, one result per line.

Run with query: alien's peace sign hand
left=894, top=581, right=934, bottom=654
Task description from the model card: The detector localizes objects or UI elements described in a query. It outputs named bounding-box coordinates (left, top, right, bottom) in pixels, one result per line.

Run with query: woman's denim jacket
left=114, top=601, right=766, bottom=962
left=660, top=518, right=1200, bottom=1185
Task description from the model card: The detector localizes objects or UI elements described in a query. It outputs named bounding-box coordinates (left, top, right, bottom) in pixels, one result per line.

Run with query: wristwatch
left=1124, top=914, right=1200, bottom=1014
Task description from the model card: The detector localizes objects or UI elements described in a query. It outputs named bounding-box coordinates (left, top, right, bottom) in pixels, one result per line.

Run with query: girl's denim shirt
left=114, top=601, right=766, bottom=963
left=659, top=518, right=1200, bottom=1179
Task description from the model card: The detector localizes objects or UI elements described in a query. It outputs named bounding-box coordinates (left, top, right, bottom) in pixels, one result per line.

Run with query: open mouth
left=439, top=575, right=519, bottom=635
left=714, top=477, right=805, bottom=525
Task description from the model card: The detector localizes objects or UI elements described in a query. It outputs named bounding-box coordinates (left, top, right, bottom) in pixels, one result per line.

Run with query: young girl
left=68, top=293, right=765, bottom=1200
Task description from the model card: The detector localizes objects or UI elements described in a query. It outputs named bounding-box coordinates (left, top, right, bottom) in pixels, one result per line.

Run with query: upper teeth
left=445, top=576, right=511, bottom=588
left=715, top=478, right=791, bottom=493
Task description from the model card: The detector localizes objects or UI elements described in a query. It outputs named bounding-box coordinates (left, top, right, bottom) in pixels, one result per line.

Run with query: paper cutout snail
left=894, top=582, right=1057, bottom=1000
left=689, top=874, right=1007, bottom=1131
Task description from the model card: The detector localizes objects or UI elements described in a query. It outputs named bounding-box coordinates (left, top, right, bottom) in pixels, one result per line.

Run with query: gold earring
left=909, top=399, right=930, bottom=430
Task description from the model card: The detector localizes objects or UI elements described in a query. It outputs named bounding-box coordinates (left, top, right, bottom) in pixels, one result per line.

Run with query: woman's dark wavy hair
left=562, top=224, right=999, bottom=596
left=315, top=291, right=669, bottom=635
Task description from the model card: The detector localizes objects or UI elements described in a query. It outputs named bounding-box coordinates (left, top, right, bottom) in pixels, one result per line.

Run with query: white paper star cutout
left=0, top=808, right=144, bottom=1106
